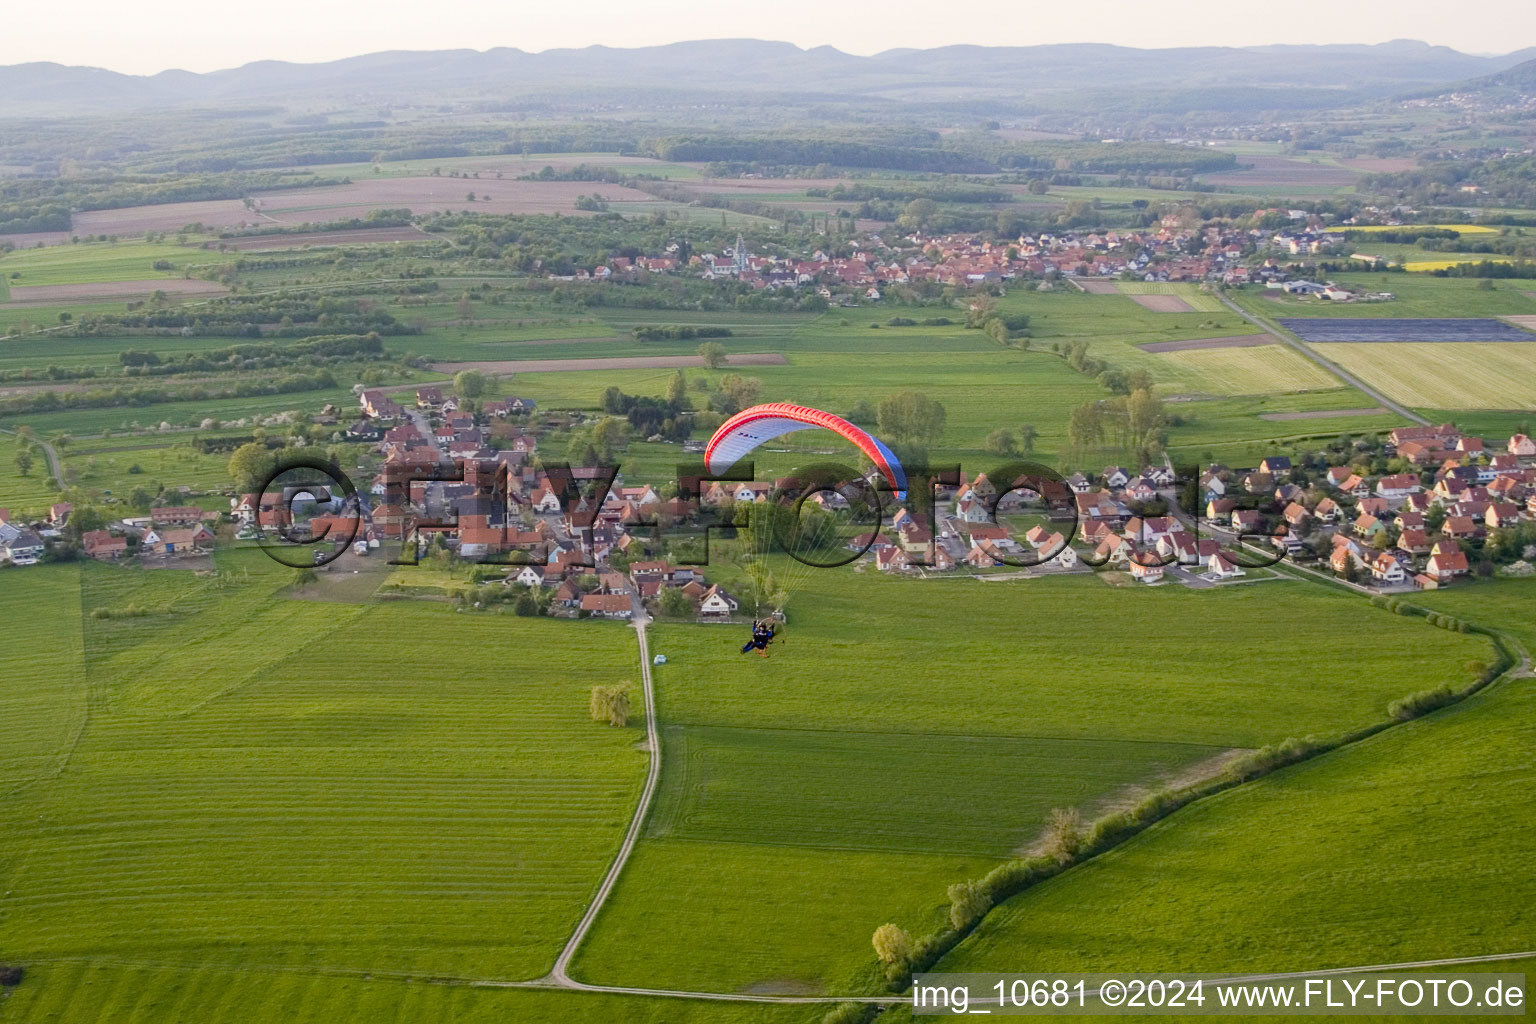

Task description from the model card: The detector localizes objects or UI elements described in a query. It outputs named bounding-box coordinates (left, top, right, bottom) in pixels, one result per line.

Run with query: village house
left=1441, top=515, right=1480, bottom=541
left=142, top=524, right=214, bottom=556
left=1375, top=473, right=1422, bottom=500
left=1369, top=551, right=1407, bottom=586
left=1205, top=552, right=1245, bottom=580
left=1426, top=542, right=1470, bottom=583
left=1353, top=513, right=1385, bottom=540
left=581, top=593, right=633, bottom=619
left=82, top=530, right=129, bottom=560
left=1, top=529, right=45, bottom=566
left=698, top=584, right=740, bottom=619
left=151, top=506, right=207, bottom=528
left=1487, top=503, right=1524, bottom=530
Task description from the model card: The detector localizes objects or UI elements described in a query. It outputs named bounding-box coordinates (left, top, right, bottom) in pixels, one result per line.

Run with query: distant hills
left=3, top=39, right=1534, bottom=117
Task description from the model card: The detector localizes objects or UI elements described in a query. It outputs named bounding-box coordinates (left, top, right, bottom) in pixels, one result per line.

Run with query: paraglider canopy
left=705, top=402, right=908, bottom=494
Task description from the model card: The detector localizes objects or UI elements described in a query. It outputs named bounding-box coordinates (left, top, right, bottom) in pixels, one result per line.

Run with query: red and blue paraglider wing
left=705, top=402, right=907, bottom=495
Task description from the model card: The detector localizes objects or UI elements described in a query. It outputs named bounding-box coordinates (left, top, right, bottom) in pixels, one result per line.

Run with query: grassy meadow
left=567, top=570, right=1493, bottom=995
left=0, top=962, right=824, bottom=1024
left=0, top=555, right=649, bottom=984
left=1235, top=275, right=1536, bottom=319
left=935, top=675, right=1536, bottom=976
left=0, top=431, right=62, bottom=516
left=0, top=241, right=233, bottom=286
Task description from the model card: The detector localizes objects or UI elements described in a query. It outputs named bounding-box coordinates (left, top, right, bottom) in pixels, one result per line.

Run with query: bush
left=947, top=879, right=991, bottom=930
left=821, top=1002, right=878, bottom=1024
left=1225, top=737, right=1321, bottom=782
left=0, top=964, right=22, bottom=987
left=1388, top=685, right=1458, bottom=721
left=1040, top=806, right=1084, bottom=864
left=89, top=604, right=154, bottom=620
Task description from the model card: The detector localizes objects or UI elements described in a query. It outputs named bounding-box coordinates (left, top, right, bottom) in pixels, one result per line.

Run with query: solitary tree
left=877, top=391, right=947, bottom=446
left=1018, top=423, right=1038, bottom=453
left=871, top=923, right=914, bottom=967
left=227, top=442, right=276, bottom=493
left=453, top=369, right=488, bottom=399
left=698, top=341, right=727, bottom=370
left=589, top=683, right=633, bottom=727
left=14, top=446, right=34, bottom=477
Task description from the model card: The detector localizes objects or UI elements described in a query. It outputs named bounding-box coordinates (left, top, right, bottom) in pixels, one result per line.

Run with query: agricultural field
left=934, top=675, right=1536, bottom=977
left=57, top=435, right=239, bottom=499
left=1310, top=342, right=1536, bottom=409
left=8, top=278, right=228, bottom=303
left=1278, top=317, right=1535, bottom=343
left=1323, top=224, right=1500, bottom=235
left=567, top=572, right=1492, bottom=995
left=253, top=177, right=660, bottom=223
left=991, top=288, right=1331, bottom=399
left=69, top=199, right=261, bottom=238
left=0, top=242, right=232, bottom=287
left=1115, top=281, right=1227, bottom=313
left=1148, top=342, right=1341, bottom=395
left=0, top=565, right=85, bottom=789
left=1237, top=275, right=1536, bottom=319
left=1195, top=153, right=1361, bottom=195
left=0, top=556, right=649, bottom=983
left=0, top=962, right=823, bottom=1024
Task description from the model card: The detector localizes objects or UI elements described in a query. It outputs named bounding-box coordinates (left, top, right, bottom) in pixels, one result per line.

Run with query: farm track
left=547, top=612, right=661, bottom=988
left=0, top=425, right=61, bottom=479
left=1214, top=291, right=1428, bottom=426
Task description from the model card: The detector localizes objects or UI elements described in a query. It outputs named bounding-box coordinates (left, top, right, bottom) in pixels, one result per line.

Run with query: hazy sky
left=10, top=0, right=1535, bottom=75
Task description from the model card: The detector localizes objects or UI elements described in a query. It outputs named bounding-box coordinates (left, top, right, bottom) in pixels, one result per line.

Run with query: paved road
left=1213, top=291, right=1429, bottom=427
left=546, top=612, right=662, bottom=988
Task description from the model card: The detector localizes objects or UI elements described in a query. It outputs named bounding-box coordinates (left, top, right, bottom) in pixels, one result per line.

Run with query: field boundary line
left=1214, top=291, right=1429, bottom=425
left=547, top=612, right=662, bottom=987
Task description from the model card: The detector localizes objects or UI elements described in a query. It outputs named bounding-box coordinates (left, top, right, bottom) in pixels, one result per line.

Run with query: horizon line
left=5, top=35, right=1529, bottom=81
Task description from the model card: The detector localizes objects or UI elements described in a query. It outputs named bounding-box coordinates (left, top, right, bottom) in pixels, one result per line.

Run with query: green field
left=0, top=556, right=648, bottom=983
left=567, top=571, right=1492, bottom=995
left=1311, top=342, right=1536, bottom=409
left=0, top=431, right=61, bottom=515
left=0, top=566, right=85, bottom=789
left=1151, top=343, right=1342, bottom=395
left=937, top=675, right=1536, bottom=975
left=0, top=962, right=823, bottom=1024
left=1235, top=275, right=1536, bottom=319
left=59, top=435, right=242, bottom=499
left=1161, top=389, right=1409, bottom=464
left=0, top=242, right=232, bottom=286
